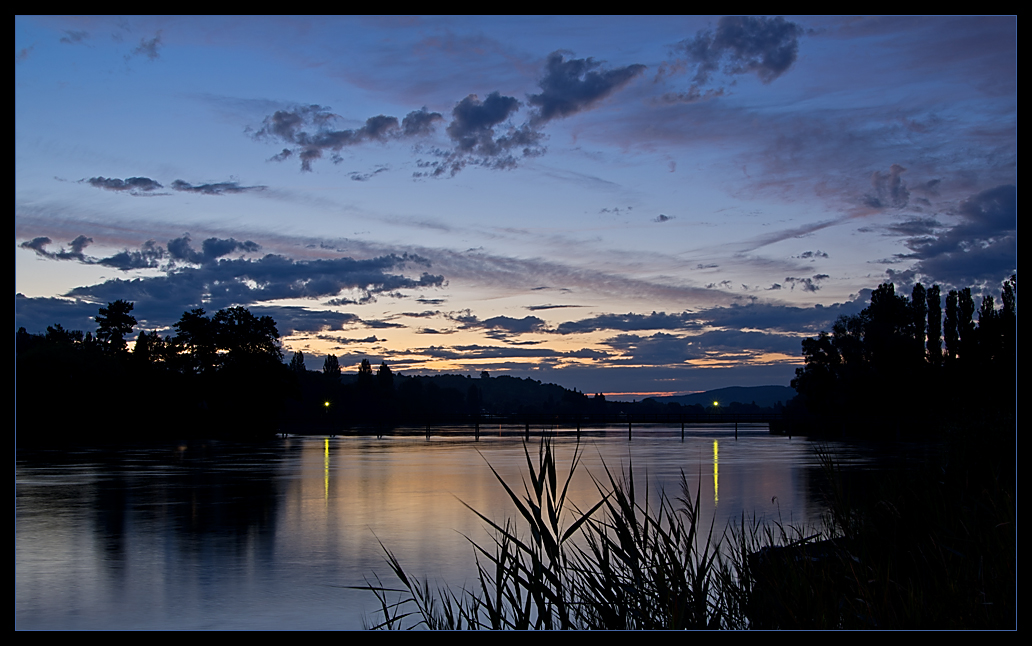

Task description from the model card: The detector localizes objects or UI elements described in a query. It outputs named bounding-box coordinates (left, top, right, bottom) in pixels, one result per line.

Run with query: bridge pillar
left=628, top=420, right=632, bottom=441
left=525, top=422, right=530, bottom=441
left=735, top=421, right=738, bottom=440
left=681, top=420, right=685, bottom=441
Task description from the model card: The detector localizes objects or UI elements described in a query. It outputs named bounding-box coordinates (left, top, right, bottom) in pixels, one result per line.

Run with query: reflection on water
left=16, top=428, right=873, bottom=630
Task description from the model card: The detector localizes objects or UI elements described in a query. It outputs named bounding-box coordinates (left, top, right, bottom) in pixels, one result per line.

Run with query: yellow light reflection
left=713, top=440, right=719, bottom=505
left=324, top=437, right=330, bottom=500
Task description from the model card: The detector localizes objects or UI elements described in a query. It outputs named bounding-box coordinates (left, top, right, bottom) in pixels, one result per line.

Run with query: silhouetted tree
left=911, top=283, right=927, bottom=359
left=926, top=285, right=942, bottom=366
left=958, top=288, right=976, bottom=364
left=944, top=290, right=959, bottom=362
left=174, top=308, right=218, bottom=373
left=290, top=351, right=306, bottom=374
left=357, top=358, right=374, bottom=390
left=376, top=361, right=394, bottom=393
left=213, top=306, right=282, bottom=365
left=95, top=300, right=136, bottom=354
left=323, top=354, right=341, bottom=379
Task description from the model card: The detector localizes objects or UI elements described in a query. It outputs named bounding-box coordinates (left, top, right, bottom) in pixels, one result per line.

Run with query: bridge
left=319, top=411, right=788, bottom=440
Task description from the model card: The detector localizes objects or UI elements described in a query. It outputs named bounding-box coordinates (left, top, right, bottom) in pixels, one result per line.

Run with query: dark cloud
left=21, top=235, right=96, bottom=263
left=418, top=92, right=546, bottom=177
left=673, top=16, right=804, bottom=87
left=15, top=293, right=99, bottom=335
left=315, top=334, right=381, bottom=344
left=400, top=310, right=440, bottom=318
left=453, top=313, right=546, bottom=337
left=526, top=304, right=582, bottom=311
left=21, top=235, right=170, bottom=270
left=601, top=328, right=802, bottom=366
left=798, top=250, right=829, bottom=259
left=86, top=176, right=163, bottom=193
left=65, top=252, right=445, bottom=326
left=249, top=306, right=360, bottom=335
left=783, top=274, right=829, bottom=292
left=95, top=240, right=165, bottom=270
left=128, top=32, right=162, bottom=61
left=59, top=30, right=89, bottom=44
left=167, top=235, right=260, bottom=265
left=417, top=344, right=607, bottom=361
left=527, top=51, right=645, bottom=126
left=348, top=167, right=389, bottom=182
left=253, top=105, right=443, bottom=172
left=362, top=319, right=407, bottom=329
left=402, top=107, right=443, bottom=136
left=654, top=214, right=674, bottom=223
left=886, top=217, right=942, bottom=237
left=864, top=163, right=910, bottom=209
left=553, top=311, right=700, bottom=335
left=171, top=180, right=267, bottom=195
left=894, top=184, right=1016, bottom=286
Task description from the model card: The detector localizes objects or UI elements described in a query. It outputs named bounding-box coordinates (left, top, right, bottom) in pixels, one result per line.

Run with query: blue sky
left=15, top=16, right=1016, bottom=397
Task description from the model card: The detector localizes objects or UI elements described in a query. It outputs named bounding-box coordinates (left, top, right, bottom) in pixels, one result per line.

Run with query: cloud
left=864, top=163, right=910, bottom=209
left=526, top=304, right=582, bottom=311
left=348, top=167, right=389, bottom=182
left=15, top=293, right=99, bottom=335
left=886, top=218, right=942, bottom=237
left=250, top=306, right=360, bottom=335
left=64, top=252, right=445, bottom=327
left=20, top=235, right=93, bottom=262
left=85, top=176, right=164, bottom=194
left=167, top=235, right=260, bottom=264
left=451, top=312, right=546, bottom=338
left=654, top=214, right=674, bottom=223
left=417, top=92, right=546, bottom=177
left=527, top=51, right=645, bottom=126
left=170, top=180, right=267, bottom=195
left=894, top=184, right=1016, bottom=287
left=417, top=344, right=607, bottom=361
left=601, top=327, right=803, bottom=366
left=128, top=31, right=162, bottom=61
left=553, top=311, right=701, bottom=335
left=59, top=30, right=89, bottom=45
left=672, top=16, right=804, bottom=87
left=253, top=105, right=443, bottom=172
left=798, top=250, right=829, bottom=259
left=783, top=274, right=829, bottom=292
left=95, top=240, right=166, bottom=270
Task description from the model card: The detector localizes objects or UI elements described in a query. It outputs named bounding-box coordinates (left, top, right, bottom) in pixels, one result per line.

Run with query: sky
left=15, top=15, right=1017, bottom=398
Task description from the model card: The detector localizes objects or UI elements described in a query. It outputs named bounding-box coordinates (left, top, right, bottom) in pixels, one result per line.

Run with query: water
left=16, top=427, right=874, bottom=630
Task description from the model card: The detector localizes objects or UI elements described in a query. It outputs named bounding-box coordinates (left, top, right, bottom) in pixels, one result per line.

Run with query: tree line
left=789, top=276, right=1016, bottom=438
left=17, top=300, right=789, bottom=442
left=17, top=301, right=291, bottom=442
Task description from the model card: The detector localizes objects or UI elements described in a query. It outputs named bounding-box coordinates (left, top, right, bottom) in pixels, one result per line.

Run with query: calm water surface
left=16, top=428, right=875, bottom=630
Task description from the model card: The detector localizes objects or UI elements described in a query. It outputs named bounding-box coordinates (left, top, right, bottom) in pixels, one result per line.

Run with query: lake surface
left=16, top=427, right=876, bottom=630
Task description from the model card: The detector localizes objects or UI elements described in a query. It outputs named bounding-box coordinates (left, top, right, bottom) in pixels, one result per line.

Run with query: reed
left=356, top=431, right=1014, bottom=629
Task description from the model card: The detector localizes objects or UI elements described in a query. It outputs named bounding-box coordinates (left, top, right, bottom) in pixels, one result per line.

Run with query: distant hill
left=647, top=385, right=796, bottom=409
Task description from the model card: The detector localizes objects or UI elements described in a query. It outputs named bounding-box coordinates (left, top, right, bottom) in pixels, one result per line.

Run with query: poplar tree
left=944, top=290, right=959, bottom=362
left=926, top=285, right=942, bottom=366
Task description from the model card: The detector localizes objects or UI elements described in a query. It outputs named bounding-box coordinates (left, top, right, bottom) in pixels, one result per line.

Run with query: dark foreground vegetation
left=357, top=421, right=1013, bottom=629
